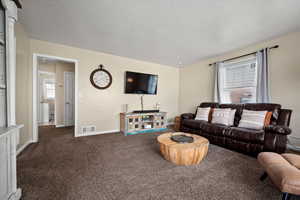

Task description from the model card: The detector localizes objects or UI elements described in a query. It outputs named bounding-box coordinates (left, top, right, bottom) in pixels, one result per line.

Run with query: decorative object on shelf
left=120, top=112, right=167, bottom=136
left=90, top=64, right=112, bottom=89
left=171, top=134, right=194, bottom=143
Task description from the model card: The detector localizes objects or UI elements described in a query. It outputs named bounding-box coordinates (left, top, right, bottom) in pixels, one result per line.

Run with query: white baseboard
left=287, top=136, right=300, bottom=151
left=8, top=188, right=22, bottom=200
left=55, top=124, right=65, bottom=128
left=17, top=140, right=34, bottom=156
left=75, top=129, right=120, bottom=137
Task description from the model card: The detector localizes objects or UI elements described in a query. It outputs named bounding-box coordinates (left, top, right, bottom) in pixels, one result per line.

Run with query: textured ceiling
left=19, top=0, right=300, bottom=67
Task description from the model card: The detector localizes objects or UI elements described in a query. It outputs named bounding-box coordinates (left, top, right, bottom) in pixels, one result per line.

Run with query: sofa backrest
left=277, top=109, right=292, bottom=126
left=219, top=104, right=244, bottom=127
left=199, top=102, right=219, bottom=108
left=244, top=103, right=281, bottom=125
left=196, top=102, right=219, bottom=118
left=198, top=102, right=290, bottom=126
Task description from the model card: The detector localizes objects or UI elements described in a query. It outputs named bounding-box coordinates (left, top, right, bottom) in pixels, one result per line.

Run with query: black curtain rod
left=209, top=45, right=279, bottom=66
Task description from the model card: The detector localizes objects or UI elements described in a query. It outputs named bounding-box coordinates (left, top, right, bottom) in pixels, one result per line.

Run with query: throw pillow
left=238, top=110, right=268, bottom=130
left=195, top=107, right=211, bottom=121
left=264, top=112, right=273, bottom=126
left=228, top=109, right=237, bottom=126
left=208, top=108, right=214, bottom=123
left=211, top=108, right=231, bottom=126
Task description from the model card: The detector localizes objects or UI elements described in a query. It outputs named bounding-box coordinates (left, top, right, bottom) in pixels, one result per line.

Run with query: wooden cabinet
left=120, top=112, right=167, bottom=135
left=174, top=116, right=181, bottom=131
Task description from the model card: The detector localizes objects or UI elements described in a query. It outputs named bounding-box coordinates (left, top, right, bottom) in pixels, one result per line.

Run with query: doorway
left=33, top=54, right=78, bottom=142
left=38, top=71, right=55, bottom=126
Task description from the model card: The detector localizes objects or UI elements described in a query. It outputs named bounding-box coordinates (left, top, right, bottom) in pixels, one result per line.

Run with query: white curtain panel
left=213, top=62, right=223, bottom=103
left=256, top=48, right=271, bottom=103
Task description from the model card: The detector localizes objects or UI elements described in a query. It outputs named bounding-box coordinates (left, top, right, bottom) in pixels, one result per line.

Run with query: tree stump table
left=157, top=132, right=209, bottom=166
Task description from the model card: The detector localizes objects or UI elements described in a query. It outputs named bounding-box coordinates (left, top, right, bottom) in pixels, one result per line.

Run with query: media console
left=132, top=110, right=160, bottom=113
left=120, top=112, right=167, bottom=136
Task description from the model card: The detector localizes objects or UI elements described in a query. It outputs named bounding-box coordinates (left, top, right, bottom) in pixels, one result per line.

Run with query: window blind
left=219, top=57, right=258, bottom=104
left=224, top=62, right=256, bottom=89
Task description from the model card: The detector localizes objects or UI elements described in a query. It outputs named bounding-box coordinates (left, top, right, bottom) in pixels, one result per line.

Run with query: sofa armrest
left=277, top=109, right=292, bottom=126
left=181, top=113, right=195, bottom=120
left=264, top=125, right=291, bottom=153
left=265, top=125, right=292, bottom=135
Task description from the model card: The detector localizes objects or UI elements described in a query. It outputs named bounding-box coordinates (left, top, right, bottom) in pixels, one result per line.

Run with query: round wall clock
left=90, top=64, right=113, bottom=89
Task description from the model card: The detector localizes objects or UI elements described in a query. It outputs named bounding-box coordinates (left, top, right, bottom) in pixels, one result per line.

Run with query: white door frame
left=33, top=53, right=79, bottom=142
left=64, top=71, right=75, bottom=127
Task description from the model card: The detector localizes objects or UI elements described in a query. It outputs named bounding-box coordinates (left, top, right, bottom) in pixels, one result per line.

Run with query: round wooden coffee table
left=157, top=132, right=209, bottom=166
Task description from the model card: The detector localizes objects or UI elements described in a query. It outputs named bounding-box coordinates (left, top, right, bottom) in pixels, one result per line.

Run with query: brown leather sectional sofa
left=180, top=102, right=292, bottom=156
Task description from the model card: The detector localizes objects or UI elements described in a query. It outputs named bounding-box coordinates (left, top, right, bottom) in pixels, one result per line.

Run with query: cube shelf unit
left=120, top=112, right=167, bottom=136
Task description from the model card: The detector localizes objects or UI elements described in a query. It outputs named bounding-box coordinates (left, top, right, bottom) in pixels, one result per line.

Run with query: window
left=219, top=57, right=257, bottom=104
left=44, top=80, right=55, bottom=99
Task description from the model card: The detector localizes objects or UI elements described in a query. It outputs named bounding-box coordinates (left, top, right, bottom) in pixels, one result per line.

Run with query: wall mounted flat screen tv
left=125, top=71, right=158, bottom=95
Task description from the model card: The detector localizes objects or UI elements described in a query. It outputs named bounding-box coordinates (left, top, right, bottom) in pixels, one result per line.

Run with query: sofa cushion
left=228, top=109, right=237, bottom=126
left=282, top=153, right=300, bottom=169
left=182, top=119, right=202, bottom=129
left=219, top=104, right=245, bottom=126
left=238, top=110, right=268, bottom=130
left=244, top=103, right=281, bottom=125
left=200, top=122, right=229, bottom=136
left=225, top=127, right=265, bottom=144
left=211, top=108, right=231, bottom=126
left=195, top=107, right=211, bottom=121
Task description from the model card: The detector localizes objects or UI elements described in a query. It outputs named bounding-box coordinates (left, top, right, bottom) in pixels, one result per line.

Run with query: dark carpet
left=17, top=126, right=291, bottom=200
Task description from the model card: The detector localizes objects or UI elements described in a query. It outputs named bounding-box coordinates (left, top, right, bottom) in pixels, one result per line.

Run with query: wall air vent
left=81, top=125, right=96, bottom=136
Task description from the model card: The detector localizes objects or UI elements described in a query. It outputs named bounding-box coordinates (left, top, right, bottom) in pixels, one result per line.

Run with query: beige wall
left=29, top=39, right=179, bottom=134
left=15, top=22, right=179, bottom=146
left=38, top=61, right=56, bottom=73
left=180, top=31, right=300, bottom=139
left=15, top=23, right=30, bottom=148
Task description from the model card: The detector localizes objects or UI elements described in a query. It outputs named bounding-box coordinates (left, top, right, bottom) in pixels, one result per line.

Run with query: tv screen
left=125, top=71, right=158, bottom=94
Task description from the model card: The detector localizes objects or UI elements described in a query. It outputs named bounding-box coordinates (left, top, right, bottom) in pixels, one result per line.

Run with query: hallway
left=37, top=126, right=74, bottom=142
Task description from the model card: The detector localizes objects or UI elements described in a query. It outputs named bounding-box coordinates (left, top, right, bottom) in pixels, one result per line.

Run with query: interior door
left=64, top=72, right=75, bottom=126
left=38, top=74, right=43, bottom=123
